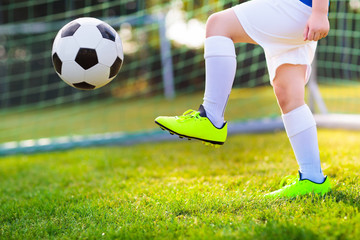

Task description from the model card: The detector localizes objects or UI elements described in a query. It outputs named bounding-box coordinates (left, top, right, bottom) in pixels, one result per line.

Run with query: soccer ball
left=52, top=17, right=124, bottom=90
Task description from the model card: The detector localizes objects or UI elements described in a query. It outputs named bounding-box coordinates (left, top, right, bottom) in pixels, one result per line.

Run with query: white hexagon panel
left=61, top=61, right=85, bottom=86
left=73, top=25, right=103, bottom=49
left=96, top=39, right=118, bottom=67
left=84, top=64, right=111, bottom=89
left=55, top=37, right=80, bottom=62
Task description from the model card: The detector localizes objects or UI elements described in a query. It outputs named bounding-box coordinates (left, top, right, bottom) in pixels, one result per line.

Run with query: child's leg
left=154, top=8, right=256, bottom=145
left=205, top=9, right=257, bottom=43
left=273, top=64, right=325, bottom=183
left=202, top=9, right=256, bottom=128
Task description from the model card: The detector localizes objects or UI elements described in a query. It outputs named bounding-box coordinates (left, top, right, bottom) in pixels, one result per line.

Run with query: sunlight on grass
left=2, top=84, right=360, bottom=143
left=0, top=129, right=359, bottom=239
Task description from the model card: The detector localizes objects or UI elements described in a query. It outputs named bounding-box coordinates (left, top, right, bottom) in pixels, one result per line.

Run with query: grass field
left=0, top=86, right=279, bottom=143
left=1, top=129, right=360, bottom=239
left=2, top=84, right=360, bottom=143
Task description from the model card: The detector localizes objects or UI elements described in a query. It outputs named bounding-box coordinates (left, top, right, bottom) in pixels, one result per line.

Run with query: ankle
left=201, top=104, right=225, bottom=128
left=300, top=170, right=325, bottom=183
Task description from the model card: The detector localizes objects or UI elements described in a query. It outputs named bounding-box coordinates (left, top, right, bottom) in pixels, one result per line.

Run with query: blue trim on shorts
left=299, top=0, right=312, bottom=7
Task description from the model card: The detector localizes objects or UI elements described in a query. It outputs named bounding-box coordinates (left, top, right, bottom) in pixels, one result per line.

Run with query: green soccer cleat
left=264, top=171, right=331, bottom=199
left=155, top=105, right=227, bottom=146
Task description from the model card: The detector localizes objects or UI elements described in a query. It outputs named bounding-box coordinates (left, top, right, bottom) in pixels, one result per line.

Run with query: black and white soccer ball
left=52, top=17, right=124, bottom=90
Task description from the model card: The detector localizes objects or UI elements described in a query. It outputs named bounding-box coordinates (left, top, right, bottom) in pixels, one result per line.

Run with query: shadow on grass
left=248, top=220, right=321, bottom=240
left=330, top=189, right=360, bottom=210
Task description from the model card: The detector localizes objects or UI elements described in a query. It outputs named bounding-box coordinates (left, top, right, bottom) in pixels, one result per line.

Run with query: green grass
left=0, top=87, right=279, bottom=143
left=2, top=84, right=360, bottom=143
left=1, top=129, right=360, bottom=239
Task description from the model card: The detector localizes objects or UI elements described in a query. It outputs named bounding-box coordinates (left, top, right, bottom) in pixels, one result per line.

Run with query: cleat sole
left=202, top=141, right=220, bottom=148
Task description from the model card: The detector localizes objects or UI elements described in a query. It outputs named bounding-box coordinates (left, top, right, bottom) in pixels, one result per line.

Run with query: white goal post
left=308, top=59, right=360, bottom=130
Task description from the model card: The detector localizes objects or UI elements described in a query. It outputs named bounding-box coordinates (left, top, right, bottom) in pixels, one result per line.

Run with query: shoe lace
left=279, top=175, right=298, bottom=188
left=178, top=109, right=201, bottom=120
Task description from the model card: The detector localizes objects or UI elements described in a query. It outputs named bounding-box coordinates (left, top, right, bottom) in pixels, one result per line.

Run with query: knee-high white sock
left=282, top=104, right=325, bottom=183
left=202, top=36, right=237, bottom=128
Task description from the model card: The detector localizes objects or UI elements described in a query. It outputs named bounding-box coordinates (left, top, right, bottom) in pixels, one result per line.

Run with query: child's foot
left=155, top=105, right=227, bottom=147
left=264, top=171, right=331, bottom=199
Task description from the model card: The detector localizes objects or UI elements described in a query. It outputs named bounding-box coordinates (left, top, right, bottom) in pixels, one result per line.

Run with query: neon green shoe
left=155, top=105, right=227, bottom=146
left=264, top=171, right=331, bottom=199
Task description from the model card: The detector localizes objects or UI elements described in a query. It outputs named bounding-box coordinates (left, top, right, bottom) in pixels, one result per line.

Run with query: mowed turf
left=1, top=129, right=360, bottom=239
left=2, top=84, right=360, bottom=143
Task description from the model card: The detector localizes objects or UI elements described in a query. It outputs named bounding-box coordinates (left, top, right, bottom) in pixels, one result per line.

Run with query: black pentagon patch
left=109, top=57, right=123, bottom=78
left=52, top=52, right=62, bottom=74
left=61, top=22, right=81, bottom=38
left=75, top=48, right=98, bottom=70
left=73, top=82, right=96, bottom=90
left=97, top=23, right=116, bottom=42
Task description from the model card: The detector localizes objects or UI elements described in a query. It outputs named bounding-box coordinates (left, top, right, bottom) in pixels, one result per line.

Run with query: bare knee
left=273, top=83, right=291, bottom=112
left=205, top=10, right=256, bottom=43
left=206, top=12, right=229, bottom=38
left=273, top=84, right=305, bottom=113
left=273, top=64, right=307, bottom=113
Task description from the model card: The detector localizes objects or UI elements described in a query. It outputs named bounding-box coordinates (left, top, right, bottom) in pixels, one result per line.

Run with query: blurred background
left=0, top=0, right=359, bottom=154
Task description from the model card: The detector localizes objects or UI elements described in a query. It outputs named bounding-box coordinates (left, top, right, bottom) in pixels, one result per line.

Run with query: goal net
left=0, top=0, right=359, bottom=155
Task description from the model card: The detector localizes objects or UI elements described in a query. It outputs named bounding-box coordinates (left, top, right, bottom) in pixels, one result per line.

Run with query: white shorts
left=232, top=0, right=317, bottom=84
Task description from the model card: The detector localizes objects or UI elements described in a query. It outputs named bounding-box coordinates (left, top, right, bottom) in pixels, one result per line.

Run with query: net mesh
left=0, top=0, right=359, bottom=146
left=316, top=0, right=360, bottom=114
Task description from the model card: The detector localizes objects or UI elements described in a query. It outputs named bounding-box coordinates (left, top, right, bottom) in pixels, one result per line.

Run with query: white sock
left=282, top=104, right=325, bottom=183
left=202, top=36, right=237, bottom=128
